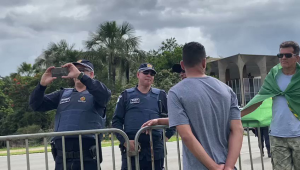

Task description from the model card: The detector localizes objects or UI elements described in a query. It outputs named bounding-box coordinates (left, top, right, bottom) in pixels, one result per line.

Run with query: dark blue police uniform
left=29, top=70, right=111, bottom=170
left=112, top=86, right=175, bottom=170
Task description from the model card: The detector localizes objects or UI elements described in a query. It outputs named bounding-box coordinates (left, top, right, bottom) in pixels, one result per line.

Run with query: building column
left=218, top=60, right=227, bottom=83
left=257, top=56, right=267, bottom=82
left=237, top=55, right=245, bottom=106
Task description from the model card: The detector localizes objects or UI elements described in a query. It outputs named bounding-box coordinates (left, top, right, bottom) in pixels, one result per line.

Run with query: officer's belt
left=57, top=150, right=92, bottom=159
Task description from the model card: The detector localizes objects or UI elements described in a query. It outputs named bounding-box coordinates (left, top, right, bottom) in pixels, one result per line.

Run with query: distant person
left=172, top=63, right=187, bottom=79
left=242, top=41, right=300, bottom=169
left=252, top=127, right=271, bottom=158
left=143, top=42, right=243, bottom=170
left=30, top=59, right=111, bottom=170
left=112, top=63, right=175, bottom=170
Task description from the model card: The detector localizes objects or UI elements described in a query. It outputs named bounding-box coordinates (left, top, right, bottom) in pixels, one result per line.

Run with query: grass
left=0, top=136, right=181, bottom=156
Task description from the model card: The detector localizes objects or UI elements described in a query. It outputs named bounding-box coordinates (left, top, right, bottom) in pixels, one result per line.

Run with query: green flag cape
left=241, top=63, right=300, bottom=127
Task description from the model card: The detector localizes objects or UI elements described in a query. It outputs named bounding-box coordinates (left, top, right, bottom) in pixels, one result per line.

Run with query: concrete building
left=207, top=54, right=278, bottom=106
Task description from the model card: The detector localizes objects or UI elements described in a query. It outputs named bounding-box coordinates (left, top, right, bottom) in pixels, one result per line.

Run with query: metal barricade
left=133, top=125, right=182, bottom=170
left=239, top=120, right=273, bottom=170
left=0, top=128, right=132, bottom=170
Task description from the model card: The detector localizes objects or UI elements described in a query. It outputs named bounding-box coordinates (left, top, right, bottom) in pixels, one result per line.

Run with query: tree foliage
left=0, top=21, right=194, bottom=138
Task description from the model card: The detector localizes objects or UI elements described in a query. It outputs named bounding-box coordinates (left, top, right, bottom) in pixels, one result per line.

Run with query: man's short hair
left=182, top=42, right=206, bottom=68
left=280, top=41, right=300, bottom=55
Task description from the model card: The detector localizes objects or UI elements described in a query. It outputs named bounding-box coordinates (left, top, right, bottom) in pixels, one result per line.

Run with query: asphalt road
left=0, top=135, right=272, bottom=170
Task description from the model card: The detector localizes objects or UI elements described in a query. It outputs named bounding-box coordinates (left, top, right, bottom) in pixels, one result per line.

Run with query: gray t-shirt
left=270, top=70, right=300, bottom=137
left=168, top=76, right=241, bottom=170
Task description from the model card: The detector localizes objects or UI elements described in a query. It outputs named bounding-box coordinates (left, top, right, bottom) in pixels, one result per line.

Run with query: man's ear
left=180, top=60, right=185, bottom=70
left=90, top=72, right=95, bottom=78
left=202, top=58, right=206, bottom=69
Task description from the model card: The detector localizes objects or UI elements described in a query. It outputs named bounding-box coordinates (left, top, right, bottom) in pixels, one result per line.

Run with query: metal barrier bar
left=176, top=131, right=182, bottom=170
left=0, top=128, right=132, bottom=170
left=6, top=140, right=11, bottom=170
left=163, top=129, right=168, bottom=170
left=242, top=120, right=271, bottom=170
left=149, top=130, right=155, bottom=170
left=44, top=137, right=49, bottom=170
left=62, top=136, right=66, bottom=170
left=0, top=129, right=129, bottom=141
left=257, top=127, right=265, bottom=170
left=111, top=133, right=116, bottom=170
left=25, top=139, right=30, bottom=170
left=79, top=135, right=84, bottom=170
left=134, top=125, right=170, bottom=170
left=95, top=134, right=100, bottom=170
left=246, top=126, right=254, bottom=170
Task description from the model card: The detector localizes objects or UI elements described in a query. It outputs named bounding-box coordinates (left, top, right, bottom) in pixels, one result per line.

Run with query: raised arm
left=29, top=66, right=61, bottom=112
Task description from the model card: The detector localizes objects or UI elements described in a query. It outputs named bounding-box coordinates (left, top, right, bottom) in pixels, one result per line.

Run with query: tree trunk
left=126, top=62, right=130, bottom=84
left=108, top=53, right=112, bottom=88
left=112, top=65, right=116, bottom=92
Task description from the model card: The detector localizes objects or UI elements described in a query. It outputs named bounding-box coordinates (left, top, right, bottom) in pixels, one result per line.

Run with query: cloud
left=137, top=27, right=218, bottom=57
left=0, top=0, right=299, bottom=76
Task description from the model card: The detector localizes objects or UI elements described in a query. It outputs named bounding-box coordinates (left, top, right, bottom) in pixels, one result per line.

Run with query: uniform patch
left=130, top=98, right=140, bottom=104
left=78, top=96, right=86, bottom=103
left=60, top=97, right=70, bottom=104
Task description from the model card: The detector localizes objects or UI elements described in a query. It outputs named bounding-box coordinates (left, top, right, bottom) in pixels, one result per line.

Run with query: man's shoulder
left=205, top=76, right=233, bottom=91
left=125, top=87, right=136, bottom=93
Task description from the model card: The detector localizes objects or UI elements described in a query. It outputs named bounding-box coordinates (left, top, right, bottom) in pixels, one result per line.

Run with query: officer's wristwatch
left=77, top=72, right=84, bottom=80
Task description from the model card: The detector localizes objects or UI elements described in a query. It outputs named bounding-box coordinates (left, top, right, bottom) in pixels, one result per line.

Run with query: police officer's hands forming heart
left=40, top=66, right=57, bottom=86
left=61, top=63, right=81, bottom=79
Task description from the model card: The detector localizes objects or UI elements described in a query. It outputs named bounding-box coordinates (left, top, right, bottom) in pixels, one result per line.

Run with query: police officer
left=141, top=63, right=187, bottom=128
left=172, top=63, right=186, bottom=80
left=29, top=59, right=111, bottom=170
left=112, top=63, right=175, bottom=170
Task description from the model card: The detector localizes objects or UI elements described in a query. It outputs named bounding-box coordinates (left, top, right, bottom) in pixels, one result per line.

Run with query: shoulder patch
left=126, top=88, right=135, bottom=93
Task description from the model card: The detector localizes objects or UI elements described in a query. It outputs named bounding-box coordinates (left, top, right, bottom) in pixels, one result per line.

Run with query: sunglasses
left=142, top=70, right=156, bottom=76
left=277, top=53, right=296, bottom=58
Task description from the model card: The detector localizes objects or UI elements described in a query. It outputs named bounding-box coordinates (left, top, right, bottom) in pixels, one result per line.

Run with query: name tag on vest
left=60, top=97, right=70, bottom=104
left=130, top=98, right=140, bottom=104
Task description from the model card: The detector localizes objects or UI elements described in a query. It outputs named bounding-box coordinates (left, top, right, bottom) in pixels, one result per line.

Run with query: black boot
left=267, top=150, right=271, bottom=158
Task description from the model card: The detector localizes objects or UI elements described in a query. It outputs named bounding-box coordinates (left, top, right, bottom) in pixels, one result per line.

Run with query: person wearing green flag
left=242, top=41, right=300, bottom=170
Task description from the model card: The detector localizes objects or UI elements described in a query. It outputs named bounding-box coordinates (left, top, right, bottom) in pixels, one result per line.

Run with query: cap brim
left=73, top=62, right=94, bottom=71
left=172, top=64, right=182, bottom=73
left=138, top=68, right=157, bottom=74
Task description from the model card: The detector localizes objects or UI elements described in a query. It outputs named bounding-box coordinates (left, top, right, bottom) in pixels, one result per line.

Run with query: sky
left=0, top=0, right=299, bottom=76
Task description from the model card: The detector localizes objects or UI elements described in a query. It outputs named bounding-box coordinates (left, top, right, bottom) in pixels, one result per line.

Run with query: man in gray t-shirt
left=169, top=42, right=243, bottom=170
left=142, top=42, right=243, bottom=170
left=169, top=76, right=241, bottom=170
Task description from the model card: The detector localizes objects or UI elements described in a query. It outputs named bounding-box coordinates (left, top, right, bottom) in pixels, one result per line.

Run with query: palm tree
left=35, top=40, right=81, bottom=69
left=85, top=21, right=141, bottom=90
left=17, top=62, right=35, bottom=77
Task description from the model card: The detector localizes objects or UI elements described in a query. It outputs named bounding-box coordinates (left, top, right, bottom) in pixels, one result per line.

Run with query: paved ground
left=0, top=135, right=272, bottom=170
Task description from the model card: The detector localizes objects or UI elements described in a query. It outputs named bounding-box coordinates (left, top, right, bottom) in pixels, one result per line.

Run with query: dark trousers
left=55, top=160, right=98, bottom=170
left=256, top=127, right=270, bottom=152
left=54, top=138, right=101, bottom=170
left=121, top=152, right=164, bottom=170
